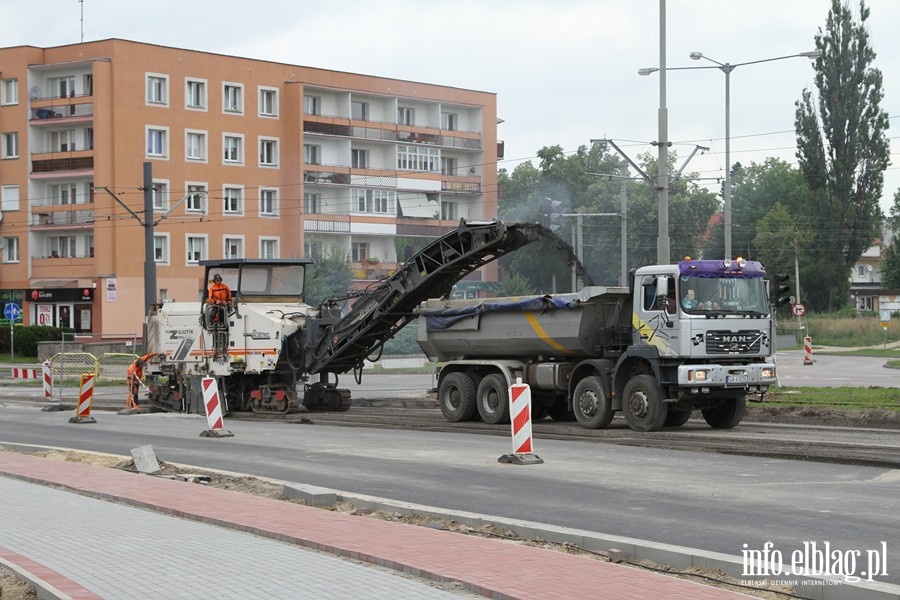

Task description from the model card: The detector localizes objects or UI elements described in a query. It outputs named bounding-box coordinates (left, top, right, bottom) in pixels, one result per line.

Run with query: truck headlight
left=761, top=367, right=775, bottom=379
left=693, top=370, right=709, bottom=382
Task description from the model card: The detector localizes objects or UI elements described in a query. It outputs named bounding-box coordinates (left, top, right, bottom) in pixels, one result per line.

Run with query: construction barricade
left=200, top=377, right=233, bottom=438
left=498, top=378, right=542, bottom=465
left=803, top=336, right=813, bottom=366
left=11, top=367, right=39, bottom=379
left=42, top=361, right=52, bottom=400
left=69, top=374, right=97, bottom=424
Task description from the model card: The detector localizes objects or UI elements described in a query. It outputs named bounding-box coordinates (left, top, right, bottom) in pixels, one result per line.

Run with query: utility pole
left=142, top=163, right=156, bottom=323
left=656, top=0, right=670, bottom=266
left=619, top=166, right=628, bottom=286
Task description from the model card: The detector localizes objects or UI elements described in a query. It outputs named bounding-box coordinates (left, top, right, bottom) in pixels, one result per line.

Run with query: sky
left=4, top=0, right=900, bottom=212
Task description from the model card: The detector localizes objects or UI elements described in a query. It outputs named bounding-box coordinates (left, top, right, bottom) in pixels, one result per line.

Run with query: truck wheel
left=622, top=374, right=668, bottom=432
left=664, top=409, right=693, bottom=427
left=701, top=396, right=746, bottom=429
left=476, top=374, right=510, bottom=424
left=438, top=372, right=477, bottom=422
left=573, top=376, right=613, bottom=429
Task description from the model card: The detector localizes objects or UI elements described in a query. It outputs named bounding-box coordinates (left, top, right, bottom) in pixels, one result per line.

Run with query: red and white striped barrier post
left=11, top=367, right=39, bottom=379
left=200, top=377, right=233, bottom=438
left=803, top=336, right=813, bottom=366
left=42, top=361, right=53, bottom=400
left=69, top=373, right=97, bottom=424
left=498, top=378, right=543, bottom=465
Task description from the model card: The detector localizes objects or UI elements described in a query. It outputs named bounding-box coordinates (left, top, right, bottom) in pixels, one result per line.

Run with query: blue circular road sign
left=4, top=303, right=20, bottom=321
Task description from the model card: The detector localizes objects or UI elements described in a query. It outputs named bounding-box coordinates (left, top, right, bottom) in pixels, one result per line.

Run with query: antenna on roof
left=79, top=0, right=84, bottom=43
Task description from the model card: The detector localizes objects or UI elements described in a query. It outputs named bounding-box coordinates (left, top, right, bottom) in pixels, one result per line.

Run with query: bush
left=804, top=314, right=891, bottom=347
left=0, top=326, right=73, bottom=358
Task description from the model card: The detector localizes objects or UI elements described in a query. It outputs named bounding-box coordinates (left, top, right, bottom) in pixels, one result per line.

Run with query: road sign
left=791, top=303, right=806, bottom=317
left=3, top=303, right=20, bottom=321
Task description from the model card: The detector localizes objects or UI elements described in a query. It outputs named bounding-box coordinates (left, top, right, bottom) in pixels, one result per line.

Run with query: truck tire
left=476, top=374, right=510, bottom=424
left=701, top=396, right=746, bottom=429
left=664, top=409, right=693, bottom=427
left=438, top=372, right=478, bottom=422
left=622, top=374, right=668, bottom=432
left=573, top=376, right=614, bottom=429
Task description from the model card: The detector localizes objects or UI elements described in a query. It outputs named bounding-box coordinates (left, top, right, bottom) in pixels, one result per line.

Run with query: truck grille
left=706, top=330, right=763, bottom=354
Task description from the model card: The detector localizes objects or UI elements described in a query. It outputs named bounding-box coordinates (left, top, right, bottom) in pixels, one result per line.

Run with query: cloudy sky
left=4, top=0, right=900, bottom=211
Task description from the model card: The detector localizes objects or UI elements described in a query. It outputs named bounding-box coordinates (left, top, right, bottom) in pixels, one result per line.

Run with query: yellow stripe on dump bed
left=524, top=311, right=574, bottom=354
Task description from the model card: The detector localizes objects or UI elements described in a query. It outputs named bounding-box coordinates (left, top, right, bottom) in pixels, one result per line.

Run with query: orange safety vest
left=209, top=282, right=232, bottom=305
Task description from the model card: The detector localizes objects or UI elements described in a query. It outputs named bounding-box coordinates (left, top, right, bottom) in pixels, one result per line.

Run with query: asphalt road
left=0, top=404, right=897, bottom=587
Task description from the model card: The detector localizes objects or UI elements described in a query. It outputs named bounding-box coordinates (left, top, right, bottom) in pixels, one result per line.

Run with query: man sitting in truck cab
left=682, top=289, right=698, bottom=310
left=206, top=274, right=232, bottom=328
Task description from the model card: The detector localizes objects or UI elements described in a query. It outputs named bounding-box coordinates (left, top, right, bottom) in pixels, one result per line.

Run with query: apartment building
left=0, top=39, right=500, bottom=336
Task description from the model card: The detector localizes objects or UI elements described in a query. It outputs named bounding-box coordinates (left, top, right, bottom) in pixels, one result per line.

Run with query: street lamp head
left=689, top=51, right=704, bottom=61
left=638, top=67, right=658, bottom=76
left=799, top=50, right=821, bottom=60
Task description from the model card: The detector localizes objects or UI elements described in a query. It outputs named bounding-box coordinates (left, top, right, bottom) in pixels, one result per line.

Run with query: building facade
left=0, top=39, right=500, bottom=337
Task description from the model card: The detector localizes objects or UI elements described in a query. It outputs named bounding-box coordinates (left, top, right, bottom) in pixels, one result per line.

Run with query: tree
left=794, top=0, right=890, bottom=311
left=754, top=203, right=812, bottom=304
left=881, top=190, right=900, bottom=289
left=304, top=245, right=352, bottom=307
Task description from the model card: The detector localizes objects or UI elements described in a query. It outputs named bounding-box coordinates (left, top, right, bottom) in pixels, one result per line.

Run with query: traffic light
left=770, top=273, right=791, bottom=307
left=540, top=197, right=563, bottom=232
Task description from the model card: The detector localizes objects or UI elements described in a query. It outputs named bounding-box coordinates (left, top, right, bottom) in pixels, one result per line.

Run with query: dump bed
left=416, top=286, right=631, bottom=361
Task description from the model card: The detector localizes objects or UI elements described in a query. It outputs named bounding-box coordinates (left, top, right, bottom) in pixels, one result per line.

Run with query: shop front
left=26, top=286, right=94, bottom=331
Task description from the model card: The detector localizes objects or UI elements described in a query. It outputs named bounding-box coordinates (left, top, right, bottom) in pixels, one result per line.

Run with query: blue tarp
left=420, top=296, right=575, bottom=331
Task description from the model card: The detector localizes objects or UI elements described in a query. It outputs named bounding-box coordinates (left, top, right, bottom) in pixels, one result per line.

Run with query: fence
left=42, top=332, right=139, bottom=404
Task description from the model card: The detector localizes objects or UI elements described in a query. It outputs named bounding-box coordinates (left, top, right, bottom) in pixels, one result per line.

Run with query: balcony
left=30, top=103, right=94, bottom=125
left=350, top=261, right=398, bottom=282
left=31, top=256, right=94, bottom=278
left=31, top=153, right=94, bottom=176
left=303, top=115, right=481, bottom=151
left=31, top=207, right=94, bottom=229
left=304, top=215, right=351, bottom=233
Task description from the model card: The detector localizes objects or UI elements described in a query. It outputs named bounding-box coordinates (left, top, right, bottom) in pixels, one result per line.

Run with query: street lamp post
left=639, top=50, right=819, bottom=259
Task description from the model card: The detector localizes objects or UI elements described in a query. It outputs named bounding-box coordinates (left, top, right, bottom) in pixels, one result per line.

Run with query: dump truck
left=140, top=220, right=542, bottom=414
left=417, top=258, right=778, bottom=431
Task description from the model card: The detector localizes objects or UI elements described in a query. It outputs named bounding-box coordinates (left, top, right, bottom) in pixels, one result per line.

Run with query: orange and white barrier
left=803, top=336, right=813, bottom=366
left=200, top=377, right=233, bottom=438
left=11, top=367, right=38, bottom=379
left=69, top=373, right=97, bottom=424
left=42, top=361, right=52, bottom=400
left=498, top=379, right=542, bottom=465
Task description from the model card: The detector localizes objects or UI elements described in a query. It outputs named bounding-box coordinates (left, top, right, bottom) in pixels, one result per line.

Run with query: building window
left=1, top=185, right=19, bottom=211
left=303, top=95, right=320, bottom=115
left=223, top=83, right=243, bottom=113
left=84, top=128, right=94, bottom=150
left=259, top=138, right=278, bottom=166
left=83, top=74, right=93, bottom=95
left=147, top=127, right=168, bottom=158
left=186, top=184, right=207, bottom=212
left=152, top=181, right=169, bottom=211
left=85, top=234, right=94, bottom=258
left=441, top=201, right=457, bottom=221
left=49, top=184, right=77, bottom=205
left=259, top=87, right=278, bottom=117
left=351, top=242, right=369, bottom=263
left=260, top=238, right=279, bottom=259
left=50, top=130, right=76, bottom=152
left=351, top=101, right=368, bottom=121
left=351, top=149, right=369, bottom=169
left=2, top=237, right=19, bottom=263
left=224, top=237, right=243, bottom=259
left=260, top=188, right=278, bottom=216
left=0, top=79, right=17, bottom=105
left=1, top=132, right=18, bottom=158
left=304, top=240, right=322, bottom=258
left=49, top=236, right=76, bottom=258
left=441, top=112, right=457, bottom=131
left=352, top=189, right=395, bottom=215
left=48, top=76, right=75, bottom=99
left=186, top=131, right=207, bottom=161
left=153, top=234, right=169, bottom=264
left=146, top=74, right=168, bottom=105
left=397, top=145, right=440, bottom=172
left=223, top=134, right=243, bottom=163
left=223, top=186, right=243, bottom=215
left=303, top=144, right=321, bottom=165
left=398, top=106, right=415, bottom=125
left=858, top=266, right=866, bottom=277
left=186, top=78, right=207, bottom=110
left=441, top=157, right=457, bottom=176
left=186, top=235, right=206, bottom=263
left=304, top=192, right=320, bottom=214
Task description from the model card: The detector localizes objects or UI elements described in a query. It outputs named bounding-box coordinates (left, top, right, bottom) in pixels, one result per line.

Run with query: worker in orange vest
left=206, top=274, right=233, bottom=327
left=126, top=353, right=156, bottom=409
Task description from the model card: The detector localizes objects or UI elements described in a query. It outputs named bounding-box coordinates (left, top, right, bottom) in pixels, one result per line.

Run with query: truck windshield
left=239, top=264, right=305, bottom=298
left=679, top=276, right=768, bottom=315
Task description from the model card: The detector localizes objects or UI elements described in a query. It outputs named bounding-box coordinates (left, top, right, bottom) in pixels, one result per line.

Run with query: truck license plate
left=726, top=375, right=748, bottom=384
